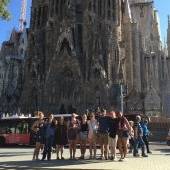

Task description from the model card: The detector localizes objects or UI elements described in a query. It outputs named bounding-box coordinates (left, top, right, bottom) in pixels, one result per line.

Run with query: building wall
left=0, top=28, right=28, bottom=113
left=21, top=0, right=125, bottom=113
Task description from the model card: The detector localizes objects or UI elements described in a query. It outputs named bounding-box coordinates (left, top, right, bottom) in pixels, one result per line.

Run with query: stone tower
left=167, top=16, right=170, bottom=58
left=21, top=0, right=124, bottom=113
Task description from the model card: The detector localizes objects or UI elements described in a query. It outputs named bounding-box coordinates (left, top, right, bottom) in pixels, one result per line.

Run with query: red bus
left=0, top=116, right=37, bottom=145
left=0, top=114, right=72, bottom=146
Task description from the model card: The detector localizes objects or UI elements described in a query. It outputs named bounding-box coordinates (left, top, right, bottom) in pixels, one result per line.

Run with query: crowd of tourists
left=31, top=109, right=152, bottom=161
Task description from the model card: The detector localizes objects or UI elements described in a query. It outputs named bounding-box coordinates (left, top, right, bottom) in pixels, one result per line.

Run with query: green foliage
left=0, top=0, right=10, bottom=20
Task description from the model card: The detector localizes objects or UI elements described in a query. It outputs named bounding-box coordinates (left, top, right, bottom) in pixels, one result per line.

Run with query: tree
left=0, top=0, right=10, bottom=20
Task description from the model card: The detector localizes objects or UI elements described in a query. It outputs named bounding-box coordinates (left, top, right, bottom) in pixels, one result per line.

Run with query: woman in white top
left=88, top=112, right=98, bottom=159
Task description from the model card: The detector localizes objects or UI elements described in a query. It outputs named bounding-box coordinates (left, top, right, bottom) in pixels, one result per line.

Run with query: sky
left=0, top=0, right=170, bottom=46
left=0, top=0, right=32, bottom=46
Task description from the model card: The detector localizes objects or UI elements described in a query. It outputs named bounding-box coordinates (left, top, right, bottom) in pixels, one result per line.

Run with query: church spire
left=167, top=15, right=170, bottom=58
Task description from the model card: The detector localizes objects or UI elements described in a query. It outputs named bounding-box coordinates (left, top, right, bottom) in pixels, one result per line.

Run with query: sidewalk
left=0, top=143, right=170, bottom=170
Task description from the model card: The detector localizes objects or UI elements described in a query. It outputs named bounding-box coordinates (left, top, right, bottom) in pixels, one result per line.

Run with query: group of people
left=31, top=109, right=151, bottom=161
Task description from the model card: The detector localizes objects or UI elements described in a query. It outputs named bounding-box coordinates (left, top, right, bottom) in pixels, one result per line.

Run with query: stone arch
left=45, top=31, right=82, bottom=111
left=55, top=29, right=75, bottom=56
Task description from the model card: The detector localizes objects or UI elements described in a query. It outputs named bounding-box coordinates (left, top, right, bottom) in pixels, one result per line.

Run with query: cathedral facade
left=19, top=0, right=170, bottom=116
left=21, top=0, right=125, bottom=113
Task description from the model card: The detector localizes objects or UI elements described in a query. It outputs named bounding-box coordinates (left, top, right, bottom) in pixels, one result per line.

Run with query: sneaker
left=93, top=156, right=97, bottom=160
left=113, top=156, right=118, bottom=161
left=123, top=157, right=127, bottom=161
left=99, top=156, right=105, bottom=160
left=142, top=154, right=148, bottom=157
left=79, top=155, right=84, bottom=159
left=147, top=151, right=152, bottom=154
left=73, top=157, right=77, bottom=160
left=110, top=156, right=114, bottom=160
left=133, top=153, right=140, bottom=157
left=119, top=158, right=123, bottom=162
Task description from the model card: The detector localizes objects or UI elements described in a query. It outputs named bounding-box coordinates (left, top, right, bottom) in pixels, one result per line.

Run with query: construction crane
left=19, top=0, right=27, bottom=32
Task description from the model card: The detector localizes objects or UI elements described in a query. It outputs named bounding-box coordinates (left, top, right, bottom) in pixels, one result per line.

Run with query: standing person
left=98, top=109, right=109, bottom=160
left=141, top=119, right=152, bottom=154
left=88, top=112, right=98, bottom=159
left=67, top=113, right=80, bottom=159
left=55, top=116, right=68, bottom=160
left=79, top=114, right=89, bottom=159
left=133, top=115, right=148, bottom=157
left=31, top=111, right=45, bottom=160
left=128, top=121, right=135, bottom=153
left=42, top=113, right=56, bottom=161
left=116, top=111, right=131, bottom=161
left=108, top=111, right=119, bottom=161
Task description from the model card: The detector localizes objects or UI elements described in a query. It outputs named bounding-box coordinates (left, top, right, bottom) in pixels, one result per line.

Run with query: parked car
left=166, top=129, right=170, bottom=146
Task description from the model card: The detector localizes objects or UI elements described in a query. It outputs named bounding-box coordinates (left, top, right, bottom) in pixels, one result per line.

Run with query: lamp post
left=120, top=83, right=124, bottom=113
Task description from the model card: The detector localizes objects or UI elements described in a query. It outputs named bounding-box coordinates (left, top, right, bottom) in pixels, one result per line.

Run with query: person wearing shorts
left=98, top=109, right=109, bottom=160
left=31, top=111, right=45, bottom=160
left=67, top=113, right=80, bottom=159
left=116, top=111, right=131, bottom=161
left=108, top=111, right=119, bottom=161
left=79, top=114, right=88, bottom=159
left=88, top=112, right=98, bottom=159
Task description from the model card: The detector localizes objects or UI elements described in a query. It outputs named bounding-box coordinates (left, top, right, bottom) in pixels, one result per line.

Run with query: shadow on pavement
left=0, top=152, right=33, bottom=158
left=154, top=148, right=170, bottom=152
left=0, top=159, right=113, bottom=170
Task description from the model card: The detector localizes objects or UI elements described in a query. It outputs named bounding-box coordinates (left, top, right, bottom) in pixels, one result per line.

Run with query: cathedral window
left=88, top=1, right=92, bottom=11
left=93, top=0, right=96, bottom=13
left=107, top=10, right=111, bottom=20
left=50, top=0, right=55, bottom=17
left=140, top=5, right=144, bottom=17
left=42, top=6, right=48, bottom=26
left=32, top=8, right=36, bottom=29
left=112, top=0, right=116, bottom=22
left=77, top=24, right=83, bottom=52
left=60, top=0, right=64, bottom=18
left=37, top=7, right=41, bottom=27
left=103, top=0, right=106, bottom=19
left=55, top=0, right=59, bottom=15
left=53, top=97, right=55, bottom=104
left=98, top=0, right=102, bottom=17
left=49, top=96, right=52, bottom=103
left=107, top=0, right=111, bottom=8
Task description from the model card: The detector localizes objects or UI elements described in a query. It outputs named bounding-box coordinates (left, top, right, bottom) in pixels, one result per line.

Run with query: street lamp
left=117, top=71, right=125, bottom=113
left=120, top=83, right=124, bottom=113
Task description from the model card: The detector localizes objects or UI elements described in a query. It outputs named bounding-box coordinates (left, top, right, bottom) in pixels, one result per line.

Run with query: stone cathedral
left=19, top=0, right=170, bottom=116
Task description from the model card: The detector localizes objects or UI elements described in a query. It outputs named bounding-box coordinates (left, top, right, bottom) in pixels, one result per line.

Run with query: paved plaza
left=0, top=142, right=170, bottom=170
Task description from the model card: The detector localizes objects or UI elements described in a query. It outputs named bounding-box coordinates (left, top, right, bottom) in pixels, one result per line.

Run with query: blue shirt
left=141, top=122, right=149, bottom=136
left=44, top=123, right=55, bottom=138
left=98, top=116, right=109, bottom=134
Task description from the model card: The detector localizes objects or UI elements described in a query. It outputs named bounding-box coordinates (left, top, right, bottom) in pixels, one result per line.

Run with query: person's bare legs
left=56, top=145, right=60, bottom=159
left=118, top=138, right=124, bottom=160
left=69, top=141, right=73, bottom=159
left=60, top=145, right=64, bottom=159
left=122, top=138, right=128, bottom=158
left=104, top=144, right=108, bottom=159
left=73, top=140, right=76, bottom=159
left=33, top=142, right=41, bottom=160
left=89, top=140, right=93, bottom=158
left=113, top=136, right=118, bottom=159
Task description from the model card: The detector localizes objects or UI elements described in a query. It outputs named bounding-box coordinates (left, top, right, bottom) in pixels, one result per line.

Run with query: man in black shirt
left=108, top=111, right=119, bottom=160
left=98, top=109, right=110, bottom=160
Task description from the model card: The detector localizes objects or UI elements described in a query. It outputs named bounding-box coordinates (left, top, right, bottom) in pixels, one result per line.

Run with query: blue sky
left=0, top=0, right=169, bottom=46
left=0, top=0, right=32, bottom=46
